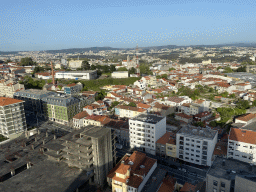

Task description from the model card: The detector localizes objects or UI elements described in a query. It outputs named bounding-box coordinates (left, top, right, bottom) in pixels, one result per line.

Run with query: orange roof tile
left=115, top=163, right=131, bottom=175
left=229, top=128, right=256, bottom=145
left=236, top=113, right=256, bottom=122
left=0, top=97, right=23, bottom=106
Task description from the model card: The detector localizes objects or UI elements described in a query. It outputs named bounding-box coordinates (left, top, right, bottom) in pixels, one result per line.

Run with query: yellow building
left=107, top=151, right=157, bottom=192
left=166, top=138, right=177, bottom=158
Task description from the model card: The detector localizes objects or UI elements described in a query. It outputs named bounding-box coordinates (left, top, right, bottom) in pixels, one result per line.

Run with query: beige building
left=68, top=60, right=83, bottom=69
left=111, top=71, right=129, bottom=78
left=0, top=79, right=24, bottom=98
left=107, top=151, right=157, bottom=192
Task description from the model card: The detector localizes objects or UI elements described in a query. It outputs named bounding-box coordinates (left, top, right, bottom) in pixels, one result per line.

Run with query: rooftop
left=208, top=157, right=256, bottom=181
left=178, top=126, right=217, bottom=140
left=130, top=113, right=165, bottom=124
left=0, top=97, right=24, bottom=106
left=229, top=128, right=256, bottom=145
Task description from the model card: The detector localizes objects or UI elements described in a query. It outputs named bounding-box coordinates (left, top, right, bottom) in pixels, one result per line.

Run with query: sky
left=1, top=0, right=256, bottom=51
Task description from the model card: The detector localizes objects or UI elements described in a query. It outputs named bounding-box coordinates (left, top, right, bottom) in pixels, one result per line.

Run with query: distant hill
left=1, top=43, right=256, bottom=55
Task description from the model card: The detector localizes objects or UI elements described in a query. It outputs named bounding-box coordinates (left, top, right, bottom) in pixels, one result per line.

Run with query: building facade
left=0, top=97, right=26, bottom=138
left=129, top=114, right=166, bottom=155
left=13, top=89, right=56, bottom=118
left=55, top=70, right=97, bottom=80
left=61, top=125, right=115, bottom=186
left=176, top=126, right=218, bottom=166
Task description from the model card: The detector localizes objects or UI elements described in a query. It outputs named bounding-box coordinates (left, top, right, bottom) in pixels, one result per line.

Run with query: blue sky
left=1, top=0, right=256, bottom=51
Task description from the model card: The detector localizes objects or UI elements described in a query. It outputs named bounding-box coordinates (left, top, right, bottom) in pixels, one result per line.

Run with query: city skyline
left=1, top=0, right=256, bottom=51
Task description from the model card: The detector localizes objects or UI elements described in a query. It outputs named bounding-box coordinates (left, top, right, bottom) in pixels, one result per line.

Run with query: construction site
left=0, top=124, right=116, bottom=192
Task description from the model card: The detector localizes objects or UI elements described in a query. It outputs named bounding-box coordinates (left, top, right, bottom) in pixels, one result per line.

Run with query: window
left=192, top=139, right=194, bottom=142
left=197, top=146, right=200, bottom=148
left=186, top=138, right=190, bottom=141
left=221, top=182, right=225, bottom=188
left=191, top=149, right=194, bottom=152
left=213, top=180, right=218, bottom=186
left=197, top=141, right=200, bottom=143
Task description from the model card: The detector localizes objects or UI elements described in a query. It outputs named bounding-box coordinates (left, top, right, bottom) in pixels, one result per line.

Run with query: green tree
left=229, top=94, right=236, bottom=99
left=236, top=66, right=246, bottom=72
left=117, top=67, right=128, bottom=71
left=110, top=65, right=116, bottom=72
left=223, top=66, right=233, bottom=73
left=91, top=65, right=97, bottom=70
left=209, top=121, right=217, bottom=127
left=95, top=90, right=106, bottom=101
left=58, top=85, right=62, bottom=90
left=127, top=102, right=136, bottom=107
left=20, top=57, right=36, bottom=66
left=169, top=67, right=176, bottom=71
left=47, top=79, right=52, bottom=84
left=252, top=100, right=256, bottom=107
left=236, top=99, right=250, bottom=110
left=81, top=60, right=90, bottom=70
left=128, top=67, right=136, bottom=74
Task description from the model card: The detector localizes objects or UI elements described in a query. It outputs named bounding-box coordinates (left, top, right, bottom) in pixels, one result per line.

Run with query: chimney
left=51, top=61, right=55, bottom=85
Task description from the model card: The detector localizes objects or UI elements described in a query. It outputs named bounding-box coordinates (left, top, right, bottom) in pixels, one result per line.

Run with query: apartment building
left=83, top=101, right=107, bottom=116
left=14, top=89, right=56, bottom=118
left=176, top=126, right=218, bottom=166
left=156, top=132, right=176, bottom=158
left=129, top=114, right=166, bottom=155
left=42, top=94, right=88, bottom=125
left=234, top=113, right=256, bottom=125
left=55, top=70, right=97, bottom=80
left=207, top=157, right=256, bottom=192
left=72, top=111, right=89, bottom=129
left=115, top=105, right=146, bottom=118
left=227, top=128, right=256, bottom=164
left=175, top=113, right=193, bottom=124
left=0, top=79, right=24, bottom=98
left=107, top=151, right=157, bottom=192
left=63, top=82, right=83, bottom=95
left=0, top=97, right=26, bottom=138
left=61, top=125, right=115, bottom=187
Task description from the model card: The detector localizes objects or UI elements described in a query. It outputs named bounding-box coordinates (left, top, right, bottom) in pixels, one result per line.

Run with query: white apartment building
left=0, top=97, right=27, bottom=138
left=55, top=70, right=97, bottom=80
left=129, top=114, right=166, bottom=155
left=227, top=128, right=256, bottom=164
left=176, top=126, right=218, bottom=166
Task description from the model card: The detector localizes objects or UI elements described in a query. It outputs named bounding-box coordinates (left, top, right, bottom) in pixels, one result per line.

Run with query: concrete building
left=0, top=97, right=26, bottom=138
left=68, top=60, right=83, bottom=69
left=111, top=71, right=129, bottom=79
left=176, top=126, right=218, bottom=166
left=63, top=82, right=83, bottom=95
left=0, top=79, right=24, bottom=98
left=129, top=114, right=166, bottom=155
left=227, top=128, right=256, bottom=164
left=55, top=70, right=97, bottom=80
left=115, top=105, right=146, bottom=118
left=107, top=151, right=157, bottom=192
left=42, top=94, right=89, bottom=125
left=61, top=125, right=115, bottom=187
left=206, top=157, right=256, bottom=192
left=13, top=89, right=56, bottom=118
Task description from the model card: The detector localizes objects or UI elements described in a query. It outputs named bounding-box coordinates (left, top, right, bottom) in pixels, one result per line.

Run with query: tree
left=217, top=66, right=222, bottom=70
left=20, top=57, right=36, bottom=66
left=110, top=65, right=116, bottom=72
left=95, top=90, right=106, bottom=101
left=236, top=66, right=246, bottom=72
left=81, top=60, right=90, bottom=70
left=223, top=66, right=233, bottom=73
left=117, top=67, right=128, bottom=71
left=229, top=94, right=236, bottom=99
left=47, top=79, right=52, bottom=84
left=209, top=121, right=217, bottom=127
left=169, top=67, right=176, bottom=71
left=127, top=102, right=136, bottom=107
left=58, top=85, right=62, bottom=90
left=252, top=100, right=256, bottom=107
left=128, top=67, right=136, bottom=74
left=236, top=99, right=250, bottom=110
left=91, top=65, right=97, bottom=70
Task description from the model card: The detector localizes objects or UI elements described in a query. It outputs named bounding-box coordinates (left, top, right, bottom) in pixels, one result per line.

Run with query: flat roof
left=177, top=126, right=217, bottom=140
left=208, top=157, right=256, bottom=181
left=56, top=70, right=97, bottom=74
left=130, top=114, right=165, bottom=124
left=81, top=125, right=111, bottom=138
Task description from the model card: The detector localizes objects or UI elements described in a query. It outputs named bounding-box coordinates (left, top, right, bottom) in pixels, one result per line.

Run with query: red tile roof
left=229, top=128, right=256, bottom=145
left=0, top=97, right=23, bottom=106
left=236, top=113, right=256, bottom=122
